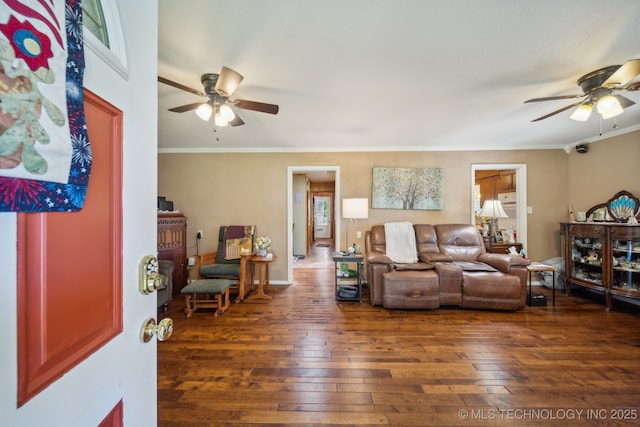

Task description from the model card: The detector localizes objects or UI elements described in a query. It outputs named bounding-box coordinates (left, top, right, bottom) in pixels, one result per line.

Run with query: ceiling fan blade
left=531, top=101, right=583, bottom=122
left=524, top=94, right=585, bottom=103
left=603, top=59, right=640, bottom=88
left=215, top=66, right=244, bottom=97
left=158, top=76, right=206, bottom=97
left=168, top=102, right=204, bottom=113
left=233, top=99, right=280, bottom=114
left=614, top=94, right=636, bottom=109
left=228, top=112, right=245, bottom=127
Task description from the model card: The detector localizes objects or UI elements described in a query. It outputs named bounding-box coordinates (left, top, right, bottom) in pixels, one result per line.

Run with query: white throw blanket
left=384, top=222, right=418, bottom=263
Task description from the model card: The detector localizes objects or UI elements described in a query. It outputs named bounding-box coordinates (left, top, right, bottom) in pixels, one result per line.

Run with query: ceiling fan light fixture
left=195, top=103, right=213, bottom=121
left=597, top=94, right=623, bottom=119
left=570, top=103, right=592, bottom=122
left=215, top=66, right=244, bottom=97
left=214, top=113, right=229, bottom=127
left=218, top=103, right=235, bottom=122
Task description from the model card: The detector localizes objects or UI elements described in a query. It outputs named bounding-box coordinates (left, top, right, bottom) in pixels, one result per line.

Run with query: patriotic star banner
left=0, top=0, right=91, bottom=212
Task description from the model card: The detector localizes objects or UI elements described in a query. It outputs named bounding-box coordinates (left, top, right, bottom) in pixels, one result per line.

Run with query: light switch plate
left=356, top=231, right=362, bottom=238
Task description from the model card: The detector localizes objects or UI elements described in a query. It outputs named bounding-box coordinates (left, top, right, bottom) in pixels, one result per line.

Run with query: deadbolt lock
left=141, top=317, right=174, bottom=342
left=139, top=255, right=161, bottom=294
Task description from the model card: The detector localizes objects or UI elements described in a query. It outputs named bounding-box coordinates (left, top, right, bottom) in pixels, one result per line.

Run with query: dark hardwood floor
left=158, top=268, right=640, bottom=426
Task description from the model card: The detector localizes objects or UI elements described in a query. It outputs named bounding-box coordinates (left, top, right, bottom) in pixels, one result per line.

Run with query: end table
left=527, top=263, right=556, bottom=306
left=332, top=252, right=364, bottom=303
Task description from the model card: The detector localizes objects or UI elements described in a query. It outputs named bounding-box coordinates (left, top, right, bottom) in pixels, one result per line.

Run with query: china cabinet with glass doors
left=561, top=191, right=640, bottom=310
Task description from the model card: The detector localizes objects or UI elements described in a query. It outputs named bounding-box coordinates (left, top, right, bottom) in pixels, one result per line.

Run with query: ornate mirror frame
left=586, top=190, right=640, bottom=223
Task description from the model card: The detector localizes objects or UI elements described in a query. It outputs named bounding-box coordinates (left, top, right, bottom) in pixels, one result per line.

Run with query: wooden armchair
left=194, top=226, right=256, bottom=302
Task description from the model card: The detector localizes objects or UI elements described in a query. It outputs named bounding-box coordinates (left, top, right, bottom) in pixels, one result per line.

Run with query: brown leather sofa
left=365, top=224, right=530, bottom=311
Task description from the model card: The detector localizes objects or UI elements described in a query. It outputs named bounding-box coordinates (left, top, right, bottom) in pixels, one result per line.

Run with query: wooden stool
left=181, top=279, right=235, bottom=317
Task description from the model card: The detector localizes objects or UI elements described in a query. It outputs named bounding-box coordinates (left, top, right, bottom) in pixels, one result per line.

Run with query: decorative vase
left=258, top=249, right=267, bottom=257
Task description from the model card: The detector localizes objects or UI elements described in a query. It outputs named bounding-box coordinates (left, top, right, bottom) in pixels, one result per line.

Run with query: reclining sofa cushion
left=382, top=270, right=439, bottom=309
left=415, top=224, right=451, bottom=262
left=434, top=224, right=485, bottom=261
left=461, top=271, right=522, bottom=311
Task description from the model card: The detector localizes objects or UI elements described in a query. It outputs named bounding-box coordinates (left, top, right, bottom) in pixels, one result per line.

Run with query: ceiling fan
left=524, top=59, right=640, bottom=122
left=158, top=66, right=279, bottom=127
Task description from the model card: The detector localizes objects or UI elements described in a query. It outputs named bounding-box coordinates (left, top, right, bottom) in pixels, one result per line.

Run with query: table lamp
left=342, top=198, right=368, bottom=252
left=478, top=199, right=508, bottom=253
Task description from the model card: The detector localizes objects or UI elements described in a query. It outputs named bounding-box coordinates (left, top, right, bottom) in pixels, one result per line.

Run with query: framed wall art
left=372, top=167, right=444, bottom=210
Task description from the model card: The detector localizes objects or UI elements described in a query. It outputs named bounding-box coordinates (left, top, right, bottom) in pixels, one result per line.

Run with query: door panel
left=17, top=90, right=123, bottom=406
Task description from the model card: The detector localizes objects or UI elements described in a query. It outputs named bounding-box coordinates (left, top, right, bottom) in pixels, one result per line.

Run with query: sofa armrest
left=478, top=253, right=530, bottom=273
left=366, top=251, right=393, bottom=265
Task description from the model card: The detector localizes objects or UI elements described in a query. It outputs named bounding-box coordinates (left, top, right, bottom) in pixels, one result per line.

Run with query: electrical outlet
left=356, top=231, right=362, bottom=238
left=527, top=206, right=533, bottom=214
left=196, top=230, right=203, bottom=239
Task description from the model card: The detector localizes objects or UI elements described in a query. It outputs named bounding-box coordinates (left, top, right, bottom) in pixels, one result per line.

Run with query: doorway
left=471, top=164, right=528, bottom=251
left=287, top=166, right=340, bottom=283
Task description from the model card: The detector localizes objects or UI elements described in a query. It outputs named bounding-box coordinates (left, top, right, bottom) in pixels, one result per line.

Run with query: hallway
left=292, top=238, right=335, bottom=269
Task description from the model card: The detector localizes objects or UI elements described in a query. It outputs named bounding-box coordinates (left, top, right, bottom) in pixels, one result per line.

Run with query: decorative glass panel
left=82, top=0, right=109, bottom=47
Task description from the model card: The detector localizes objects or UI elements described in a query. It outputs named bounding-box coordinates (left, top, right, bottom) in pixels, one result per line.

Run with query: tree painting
left=372, top=167, right=444, bottom=210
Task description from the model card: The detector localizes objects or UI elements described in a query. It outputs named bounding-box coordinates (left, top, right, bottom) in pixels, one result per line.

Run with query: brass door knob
left=140, top=317, right=174, bottom=342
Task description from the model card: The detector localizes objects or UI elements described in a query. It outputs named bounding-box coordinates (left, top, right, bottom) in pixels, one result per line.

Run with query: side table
left=249, top=254, right=277, bottom=300
left=332, top=253, right=364, bottom=303
left=527, top=263, right=556, bottom=306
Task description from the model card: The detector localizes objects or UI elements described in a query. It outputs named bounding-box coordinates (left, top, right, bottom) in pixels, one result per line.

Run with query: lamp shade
left=195, top=103, right=213, bottom=121
left=214, top=66, right=244, bottom=97
left=597, top=95, right=623, bottom=119
left=478, top=199, right=508, bottom=218
left=570, top=103, right=592, bottom=122
left=343, top=198, right=368, bottom=219
left=218, top=103, right=235, bottom=122
left=214, top=113, right=229, bottom=127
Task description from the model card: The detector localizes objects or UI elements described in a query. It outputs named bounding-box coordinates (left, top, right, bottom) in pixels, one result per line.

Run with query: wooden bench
left=180, top=279, right=235, bottom=317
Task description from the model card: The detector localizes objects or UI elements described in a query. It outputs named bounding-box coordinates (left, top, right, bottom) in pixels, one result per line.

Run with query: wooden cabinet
left=561, top=222, right=640, bottom=309
left=475, top=169, right=516, bottom=205
left=497, top=170, right=516, bottom=193
left=158, top=213, right=187, bottom=295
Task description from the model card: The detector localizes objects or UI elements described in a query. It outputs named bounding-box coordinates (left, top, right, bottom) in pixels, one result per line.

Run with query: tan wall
left=567, top=130, right=640, bottom=213
left=158, top=129, right=639, bottom=282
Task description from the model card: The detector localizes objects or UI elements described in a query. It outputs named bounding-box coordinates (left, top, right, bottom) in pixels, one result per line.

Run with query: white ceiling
left=158, top=0, right=640, bottom=154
